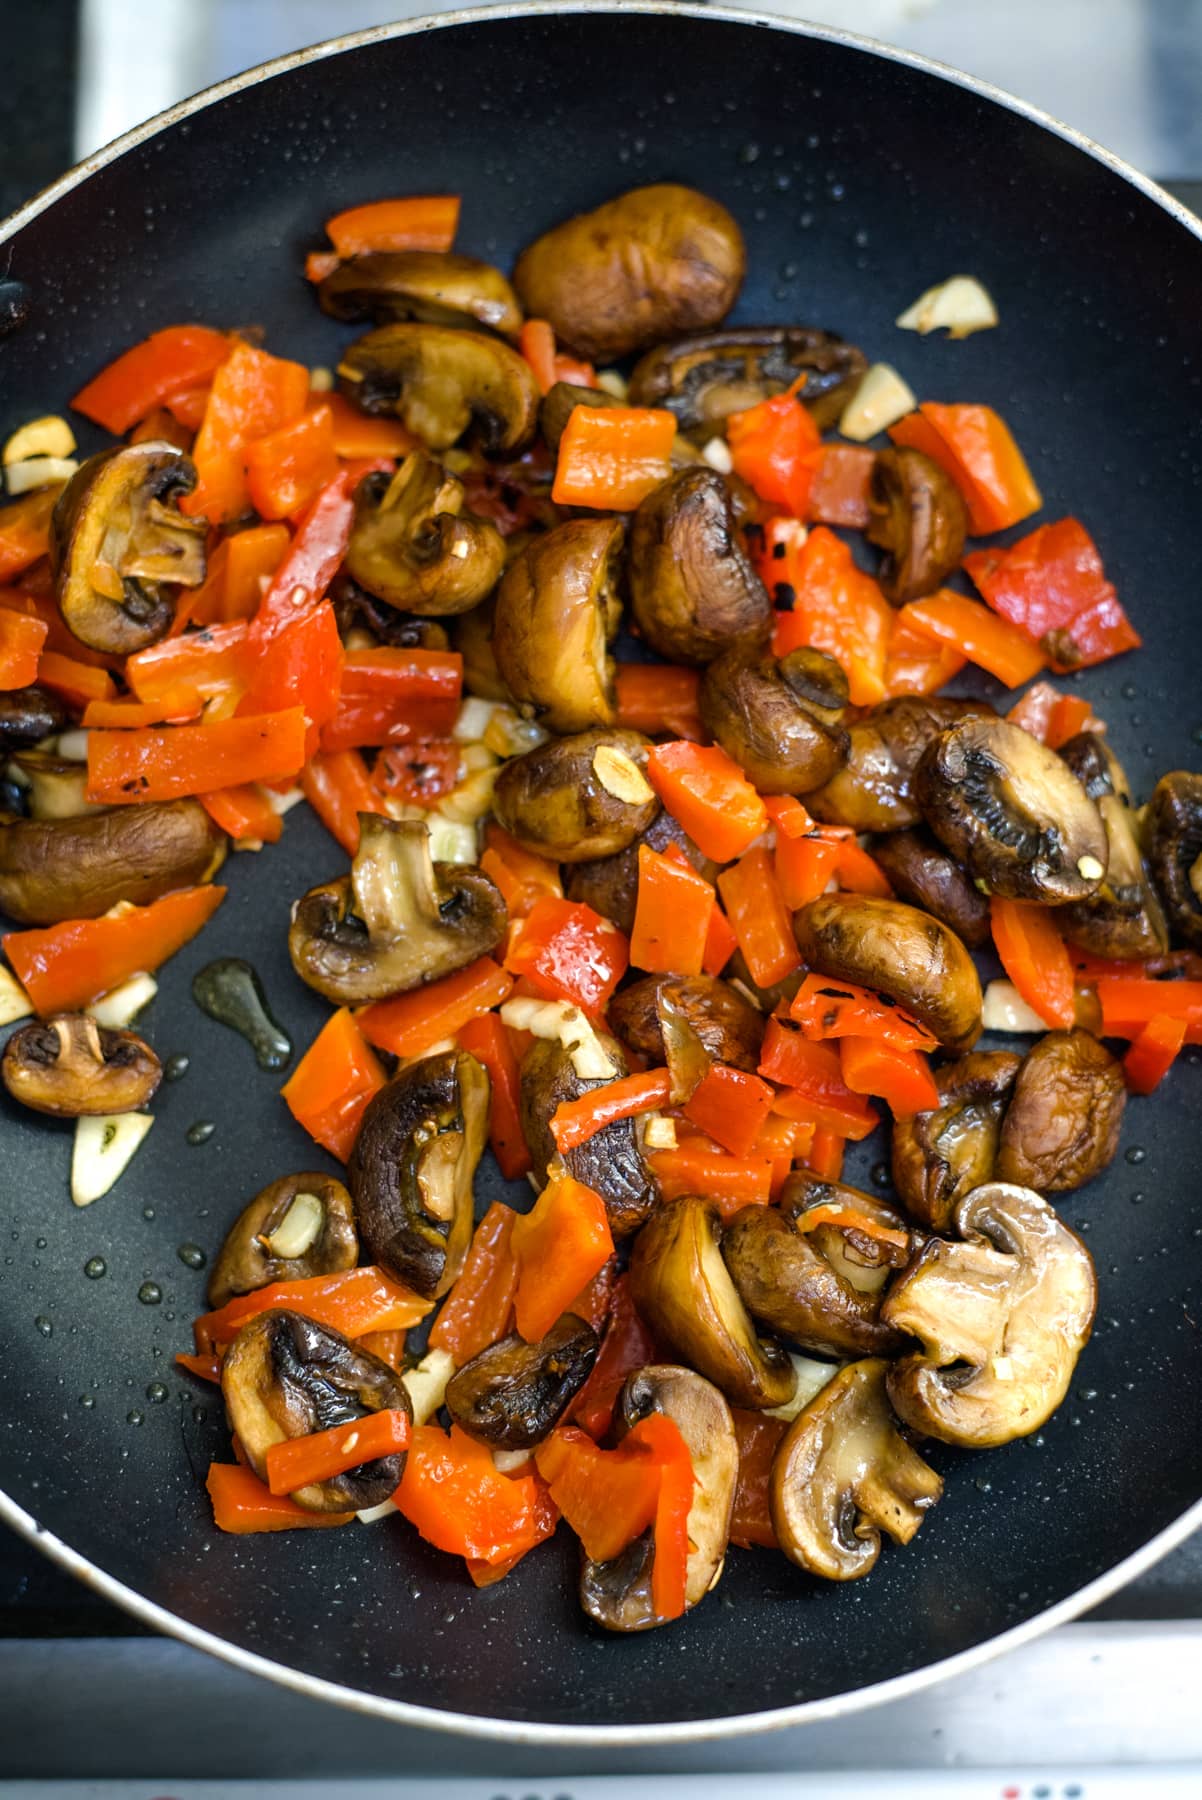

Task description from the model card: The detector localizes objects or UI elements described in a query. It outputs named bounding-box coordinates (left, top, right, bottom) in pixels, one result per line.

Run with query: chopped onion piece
left=499, top=995, right=619, bottom=1080
left=641, top=1112, right=678, bottom=1151
left=356, top=1496, right=399, bottom=1524
left=454, top=697, right=498, bottom=742
left=6, top=455, right=78, bottom=495
left=402, top=1347, right=456, bottom=1424
left=308, top=366, right=334, bottom=392
left=266, top=785, right=305, bottom=816
left=981, top=979, right=1049, bottom=1034
left=71, top=1112, right=154, bottom=1208
left=427, top=814, right=478, bottom=865
left=896, top=275, right=998, bottom=340
left=839, top=363, right=917, bottom=443
left=440, top=764, right=499, bottom=825
left=594, top=369, right=628, bottom=401
left=264, top=1190, right=325, bottom=1260
left=55, top=729, right=89, bottom=763
left=0, top=966, right=33, bottom=1027
left=765, top=1353, right=841, bottom=1422
left=86, top=973, right=157, bottom=1030
left=700, top=436, right=734, bottom=474
left=492, top=1448, right=534, bottom=1474
left=3, top=415, right=76, bottom=466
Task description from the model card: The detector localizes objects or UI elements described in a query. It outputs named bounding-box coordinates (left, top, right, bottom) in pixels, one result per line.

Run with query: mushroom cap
left=492, top=728, right=658, bottom=864
left=866, top=446, right=969, bottom=605
left=882, top=1181, right=1098, bottom=1449
left=608, top=973, right=764, bottom=1076
left=207, top=1173, right=359, bottom=1310
left=318, top=251, right=522, bottom=338
left=628, top=325, right=866, bottom=437
left=890, top=1049, right=1022, bottom=1231
left=699, top=641, right=850, bottom=796
left=721, top=1203, right=906, bottom=1359
left=338, top=321, right=540, bottom=454
left=995, top=1029, right=1126, bottom=1194
left=2, top=1014, right=161, bottom=1117
left=343, top=452, right=506, bottom=617
left=0, top=799, right=226, bottom=926
left=445, top=1315, right=598, bottom=1451
left=1144, top=770, right=1202, bottom=953
left=629, top=466, right=771, bottom=667
left=807, top=696, right=994, bottom=835
left=491, top=517, right=623, bottom=735
left=869, top=827, right=992, bottom=950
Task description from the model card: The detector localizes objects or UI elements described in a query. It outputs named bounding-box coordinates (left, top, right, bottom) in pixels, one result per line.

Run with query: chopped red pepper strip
left=194, top=1266, right=429, bottom=1355
left=630, top=843, right=715, bottom=976
left=281, top=1006, right=387, bottom=1162
left=789, top=971, right=937, bottom=1052
left=1122, top=1015, right=1187, bottom=1094
left=429, top=1203, right=519, bottom=1363
left=86, top=709, right=308, bottom=805
left=300, top=754, right=386, bottom=856
left=838, top=1034, right=940, bottom=1115
left=772, top=526, right=893, bottom=707
left=614, top=663, right=705, bottom=742
left=4, top=885, right=225, bottom=1015
left=206, top=1462, right=353, bottom=1534
left=991, top=896, right=1075, bottom=1030
left=758, top=1019, right=880, bottom=1140
left=551, top=406, right=676, bottom=510
left=682, top=1064, right=776, bottom=1158
left=264, top=1409, right=411, bottom=1495
left=645, top=739, right=767, bottom=864
left=397, top=1423, right=549, bottom=1566
left=324, top=195, right=460, bottom=260
left=511, top=1174, right=614, bottom=1342
left=504, top=897, right=628, bottom=1016
left=964, top=517, right=1141, bottom=671
left=359, top=956, right=514, bottom=1060
left=571, top=1275, right=657, bottom=1440
left=727, top=384, right=822, bottom=517
left=72, top=325, right=230, bottom=435
left=456, top=1012, right=531, bottom=1179
left=550, top=1068, right=672, bottom=1154
left=889, top=403, right=1041, bottom=535
left=717, top=846, right=802, bottom=988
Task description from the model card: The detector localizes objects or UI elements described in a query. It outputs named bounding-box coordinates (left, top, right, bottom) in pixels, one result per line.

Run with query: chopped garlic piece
left=86, top=973, right=157, bottom=1030
left=308, top=366, right=334, bottom=392
left=592, top=744, right=654, bottom=805
left=766, top=1353, right=840, bottom=1422
left=266, top=784, right=305, bottom=816
left=642, top=1113, right=678, bottom=1151
left=594, top=369, right=629, bottom=401
left=701, top=436, right=734, bottom=474
left=981, top=979, right=1049, bottom=1034
left=264, top=1190, right=325, bottom=1259
left=440, top=764, right=498, bottom=825
left=454, top=697, right=498, bottom=742
left=492, top=1448, right=534, bottom=1475
left=55, top=729, right=89, bottom=762
left=71, top=1112, right=154, bottom=1207
left=458, top=742, right=497, bottom=774
left=896, top=275, right=998, bottom=340
left=482, top=707, right=547, bottom=758
left=427, top=813, right=477, bottom=865
left=499, top=995, right=619, bottom=1080
left=356, top=1497, right=399, bottom=1524
left=3, top=415, right=76, bottom=466
left=0, top=966, right=33, bottom=1027
left=6, top=455, right=78, bottom=495
left=839, top=363, right=917, bottom=443
left=402, top=1347, right=456, bottom=1424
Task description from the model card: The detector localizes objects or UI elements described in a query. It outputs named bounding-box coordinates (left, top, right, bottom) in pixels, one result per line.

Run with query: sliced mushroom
left=580, top=1530, right=659, bottom=1632
left=2, top=1013, right=160, bottom=1117
left=453, top=593, right=512, bottom=702
left=608, top=973, right=764, bottom=1075
left=288, top=816, right=506, bottom=1005
left=699, top=643, right=849, bottom=794
left=996, top=1029, right=1126, bottom=1193
left=445, top=1315, right=598, bottom=1450
left=615, top=1366, right=738, bottom=1608
left=564, top=808, right=714, bottom=937
left=781, top=1170, right=914, bottom=1294
left=721, top=1203, right=905, bottom=1359
left=629, top=468, right=771, bottom=666
left=338, top=323, right=540, bottom=454
left=206, top=1173, right=359, bottom=1310
left=0, top=685, right=67, bottom=750
left=513, top=184, right=745, bottom=363
left=221, top=1309, right=412, bottom=1511
left=793, top=893, right=982, bottom=1052
left=629, top=1197, right=795, bottom=1410
left=0, top=799, right=226, bottom=926
left=519, top=1035, right=656, bottom=1238
left=491, top=518, right=622, bottom=733
left=891, top=1051, right=1021, bottom=1230
left=868, top=827, right=992, bottom=949
left=343, top=453, right=505, bottom=616
left=50, top=444, right=207, bottom=654
left=770, top=1358, right=942, bottom=1580
left=1055, top=734, right=1167, bottom=959
left=318, top=251, right=522, bottom=337
left=882, top=1181, right=1098, bottom=1448
left=492, top=728, right=657, bottom=863
left=347, top=1048, right=489, bottom=1299
left=866, top=447, right=968, bottom=605
left=7, top=750, right=100, bottom=821
left=1144, top=771, right=1202, bottom=952
left=628, top=326, right=867, bottom=438
left=916, top=715, right=1109, bottom=903
left=807, top=697, right=994, bottom=835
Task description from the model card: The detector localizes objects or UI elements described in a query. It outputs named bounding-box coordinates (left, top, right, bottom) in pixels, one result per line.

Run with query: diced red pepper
left=511, top=1174, right=614, bottom=1342
left=127, top=620, right=251, bottom=707
left=964, top=517, right=1141, bottom=671
left=244, top=402, right=339, bottom=521
left=614, top=663, right=705, bottom=742
left=397, top=1423, right=549, bottom=1566
left=682, top=1064, right=776, bottom=1158
left=889, top=403, right=1041, bottom=535
left=195, top=1265, right=428, bottom=1354
left=280, top=1007, right=387, bottom=1162
left=571, top=1275, right=658, bottom=1439
left=645, top=1145, right=773, bottom=1216
left=1094, top=977, right=1202, bottom=1038
left=371, top=738, right=460, bottom=808
left=718, top=847, right=802, bottom=988
left=504, top=897, right=628, bottom=1015
left=702, top=900, right=739, bottom=977
left=359, top=956, right=514, bottom=1060
left=480, top=823, right=563, bottom=920
left=300, top=752, right=386, bottom=855
left=727, top=384, right=822, bottom=516
left=36, top=650, right=117, bottom=711
left=72, top=325, right=230, bottom=435
left=550, top=1069, right=672, bottom=1154
left=456, top=1012, right=531, bottom=1179
left=1122, top=1014, right=1187, bottom=1094
left=198, top=783, right=283, bottom=846
left=551, top=406, right=676, bottom=510
left=838, top=1035, right=939, bottom=1115
left=182, top=341, right=310, bottom=523
left=807, top=444, right=875, bottom=528
left=772, top=526, right=893, bottom=707
left=803, top=1127, right=846, bottom=1181
left=206, top=1462, right=352, bottom=1534
left=265, top=1409, right=410, bottom=1495
left=5, top=885, right=225, bottom=1014
left=789, top=971, right=936, bottom=1052
left=758, top=1019, right=880, bottom=1140
left=323, top=195, right=460, bottom=260
left=645, top=739, right=767, bottom=864
left=630, top=843, right=715, bottom=976
left=729, top=1408, right=786, bottom=1550
left=991, top=896, right=1076, bottom=1030
left=429, top=1203, right=520, bottom=1363
left=0, top=606, right=48, bottom=689
left=884, top=607, right=966, bottom=697
left=87, top=709, right=308, bottom=804
left=902, top=591, right=1045, bottom=689
left=774, top=831, right=839, bottom=911
left=0, top=489, right=59, bottom=585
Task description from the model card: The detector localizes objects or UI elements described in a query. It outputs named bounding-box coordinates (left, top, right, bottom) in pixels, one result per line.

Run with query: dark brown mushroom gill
left=444, top=1315, right=598, bottom=1450
left=2, top=1014, right=161, bottom=1117
left=628, top=326, right=866, bottom=437
left=343, top=452, right=506, bottom=616
left=1056, top=733, right=1167, bottom=959
left=519, top=1034, right=657, bottom=1239
left=1145, top=770, right=1202, bottom=953
left=207, top=1173, right=359, bottom=1310
left=0, top=799, right=226, bottom=926
left=338, top=322, right=540, bottom=454
left=807, top=696, right=993, bottom=835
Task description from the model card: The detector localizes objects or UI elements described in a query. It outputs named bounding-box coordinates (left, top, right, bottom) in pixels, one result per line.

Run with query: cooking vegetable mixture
left=1, top=182, right=1195, bottom=1629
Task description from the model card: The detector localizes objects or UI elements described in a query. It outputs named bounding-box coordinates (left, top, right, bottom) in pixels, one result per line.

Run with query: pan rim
left=3, top=0, right=1201, bottom=1747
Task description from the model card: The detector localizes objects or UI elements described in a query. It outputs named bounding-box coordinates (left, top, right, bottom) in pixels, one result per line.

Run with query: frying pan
left=2, top=1, right=1201, bottom=1746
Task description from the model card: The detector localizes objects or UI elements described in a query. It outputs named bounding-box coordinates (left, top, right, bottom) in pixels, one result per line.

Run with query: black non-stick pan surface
left=2, top=3, right=1201, bottom=1744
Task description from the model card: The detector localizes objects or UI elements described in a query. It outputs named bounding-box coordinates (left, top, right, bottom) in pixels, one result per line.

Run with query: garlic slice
left=500, top=995, right=619, bottom=1080
left=0, top=966, right=33, bottom=1027
left=839, top=362, right=917, bottom=442
left=86, top=973, right=157, bottom=1030
left=896, top=275, right=998, bottom=340
left=981, top=978, right=1050, bottom=1034
left=401, top=1346, right=457, bottom=1425
left=3, top=415, right=76, bottom=465
left=6, top=455, right=79, bottom=495
left=765, top=1352, right=841, bottom=1422
left=71, top=1112, right=154, bottom=1207
left=263, top=1190, right=325, bottom=1259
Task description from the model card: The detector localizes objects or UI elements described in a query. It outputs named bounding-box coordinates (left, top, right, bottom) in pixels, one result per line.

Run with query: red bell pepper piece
left=5, top=885, right=225, bottom=1015
left=884, top=607, right=966, bottom=697
left=397, top=1423, right=549, bottom=1565
left=127, top=620, right=251, bottom=707
left=359, top=956, right=514, bottom=1060
left=804, top=1127, right=846, bottom=1181
left=571, top=1275, right=657, bottom=1439
left=889, top=403, right=1041, bottom=535
left=299, top=751, right=386, bottom=855
left=480, top=823, right=563, bottom=920
left=964, top=517, right=1140, bottom=671
left=281, top=1007, right=388, bottom=1162
left=789, top=971, right=936, bottom=1052
left=504, top=897, right=628, bottom=1015
left=551, top=406, right=676, bottom=510
left=718, top=847, right=802, bottom=987
left=0, top=606, right=48, bottom=689
left=807, top=443, right=875, bottom=528
left=456, top=1012, right=531, bottom=1179
left=630, top=842, right=715, bottom=976
left=838, top=1035, right=940, bottom=1115
left=81, top=692, right=202, bottom=728
left=1094, top=977, right=1202, bottom=1038
left=829, top=835, right=894, bottom=898
left=1006, top=678, right=1063, bottom=742
left=702, top=900, right=739, bottom=977
left=240, top=601, right=344, bottom=740
left=464, top=1472, right=560, bottom=1588
left=903, top=591, right=1046, bottom=689
left=727, top=384, right=822, bottom=516
left=645, top=739, right=767, bottom=864
left=550, top=1069, right=672, bottom=1155
left=0, top=488, right=59, bottom=585
left=568, top=1255, right=619, bottom=1334
left=1122, top=1014, right=1187, bottom=1094
left=682, top=1064, right=776, bottom=1158
left=206, top=1462, right=353, bottom=1533
left=512, top=1174, right=614, bottom=1342
left=991, top=896, right=1075, bottom=1030
left=86, top=708, right=308, bottom=804
left=72, top=325, right=230, bottom=435
left=518, top=319, right=594, bottom=394
left=182, top=341, right=310, bottom=523
left=773, top=526, right=894, bottom=707
left=245, top=402, right=339, bottom=521
left=428, top=1203, right=520, bottom=1363
left=1046, top=693, right=1096, bottom=749
left=198, top=783, right=283, bottom=846
left=371, top=738, right=460, bottom=808
left=614, top=663, right=705, bottom=742
left=323, top=195, right=460, bottom=260
left=758, top=1019, right=880, bottom=1140
left=774, top=831, right=840, bottom=911
left=729, top=1409, right=786, bottom=1550
left=264, top=1409, right=411, bottom=1495
left=533, top=1424, right=660, bottom=1563
left=176, top=1351, right=222, bottom=1385
left=195, top=1265, right=428, bottom=1356
left=35, top=650, right=117, bottom=710
left=329, top=647, right=463, bottom=746
left=645, top=1145, right=773, bottom=1216
left=323, top=390, right=415, bottom=459
left=248, top=468, right=356, bottom=649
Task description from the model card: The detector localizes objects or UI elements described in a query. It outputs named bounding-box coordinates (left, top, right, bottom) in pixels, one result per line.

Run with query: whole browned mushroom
left=343, top=453, right=505, bottom=616
left=629, top=467, right=771, bottom=666
left=891, top=1050, right=1021, bottom=1230
left=492, top=518, right=623, bottom=733
left=50, top=444, right=207, bottom=654
left=866, top=447, right=969, bottom=605
left=2, top=1014, right=160, bottom=1117
left=807, top=697, right=994, bottom=835
left=318, top=251, right=523, bottom=337
left=0, top=800, right=226, bottom=926
left=452, top=593, right=512, bottom=702
left=221, top=1309, right=412, bottom=1512
left=338, top=322, right=540, bottom=454
left=519, top=1034, right=657, bottom=1238
left=492, top=728, right=658, bottom=863
left=0, top=686, right=67, bottom=750
left=869, top=827, right=992, bottom=949
left=721, top=1203, right=906, bottom=1359
left=206, top=1173, right=359, bottom=1310
left=882, top=1181, right=1097, bottom=1448
left=288, top=816, right=506, bottom=1005
left=608, top=973, right=764, bottom=1076
left=348, top=1048, right=489, bottom=1299
left=916, top=715, right=1109, bottom=903
left=1056, top=734, right=1167, bottom=959
left=770, top=1358, right=942, bottom=1581
left=699, top=642, right=849, bottom=794
left=564, top=809, right=714, bottom=937
left=1144, top=770, right=1202, bottom=952
left=629, top=1197, right=796, bottom=1410
left=512, top=184, right=745, bottom=363
left=996, top=1029, right=1126, bottom=1193
left=628, top=326, right=867, bottom=438
left=793, top=893, right=983, bottom=1052
left=445, top=1315, right=598, bottom=1450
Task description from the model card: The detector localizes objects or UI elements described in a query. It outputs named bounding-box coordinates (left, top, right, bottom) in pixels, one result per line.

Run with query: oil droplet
left=137, top=1281, right=162, bottom=1305
left=35, top=1237, right=46, bottom=1249
left=186, top=1120, right=215, bottom=1146
left=34, top=1315, right=52, bottom=1336
left=127, top=1409, right=144, bottom=1426
left=1125, top=1145, right=1147, bottom=1165
left=79, top=1394, right=95, bottom=1409
left=84, top=1257, right=107, bottom=1280
left=192, top=958, right=292, bottom=1072
left=164, top=1052, right=190, bottom=1082
left=870, top=1162, right=892, bottom=1188
left=146, top=1381, right=168, bottom=1404
left=142, top=1206, right=156, bottom=1221
left=176, top=1242, right=206, bottom=1270
left=1131, top=1191, right=1144, bottom=1205
left=191, top=1406, right=207, bottom=1424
